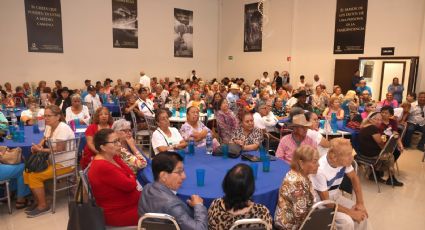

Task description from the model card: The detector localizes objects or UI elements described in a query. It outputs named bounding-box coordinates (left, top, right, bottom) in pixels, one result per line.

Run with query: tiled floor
left=1, top=149, right=425, bottom=230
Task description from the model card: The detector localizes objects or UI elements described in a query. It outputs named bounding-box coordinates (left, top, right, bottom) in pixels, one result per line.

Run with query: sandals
left=15, top=199, right=33, bottom=209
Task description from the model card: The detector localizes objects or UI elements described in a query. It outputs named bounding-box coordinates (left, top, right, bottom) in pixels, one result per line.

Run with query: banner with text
left=333, top=0, right=368, bottom=54
left=244, top=2, right=262, bottom=52
left=24, top=0, right=63, bottom=53
left=112, top=0, right=138, bottom=48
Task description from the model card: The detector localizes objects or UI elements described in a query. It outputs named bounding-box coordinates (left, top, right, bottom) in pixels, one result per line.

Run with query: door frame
left=380, top=61, right=406, bottom=101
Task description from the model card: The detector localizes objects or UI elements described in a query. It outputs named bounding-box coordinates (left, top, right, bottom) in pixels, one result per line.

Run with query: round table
left=103, top=103, right=121, bottom=116
left=137, top=147, right=290, bottom=215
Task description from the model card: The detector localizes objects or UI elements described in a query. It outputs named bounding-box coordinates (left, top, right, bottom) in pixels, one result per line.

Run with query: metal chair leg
left=5, top=181, right=12, bottom=214
left=370, top=165, right=381, bottom=193
left=52, top=180, right=56, bottom=214
left=395, top=161, right=400, bottom=176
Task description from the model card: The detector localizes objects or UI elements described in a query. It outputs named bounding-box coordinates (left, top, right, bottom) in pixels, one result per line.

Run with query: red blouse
left=88, top=155, right=141, bottom=227
left=80, top=124, right=111, bottom=169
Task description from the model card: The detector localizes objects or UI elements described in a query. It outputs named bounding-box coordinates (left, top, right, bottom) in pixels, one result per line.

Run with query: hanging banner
left=24, top=0, right=63, bottom=53
left=174, top=8, right=193, bottom=58
left=112, top=0, right=138, bottom=49
left=333, top=0, right=368, bottom=54
left=244, top=2, right=262, bottom=52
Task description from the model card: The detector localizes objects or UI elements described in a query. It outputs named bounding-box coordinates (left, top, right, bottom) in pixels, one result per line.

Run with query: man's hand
left=186, top=195, right=203, bottom=207
left=354, top=203, right=368, bottom=218
left=349, top=209, right=367, bottom=223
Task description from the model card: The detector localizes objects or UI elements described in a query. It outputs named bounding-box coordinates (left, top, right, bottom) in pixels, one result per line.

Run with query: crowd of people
left=0, top=68, right=423, bottom=229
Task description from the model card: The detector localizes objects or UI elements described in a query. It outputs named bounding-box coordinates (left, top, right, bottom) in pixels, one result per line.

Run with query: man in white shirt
left=84, top=85, right=102, bottom=112
left=312, top=74, right=323, bottom=89
left=310, top=138, right=368, bottom=230
left=260, top=71, right=271, bottom=85
left=253, top=101, right=280, bottom=151
left=137, top=87, right=155, bottom=117
left=139, top=70, right=151, bottom=90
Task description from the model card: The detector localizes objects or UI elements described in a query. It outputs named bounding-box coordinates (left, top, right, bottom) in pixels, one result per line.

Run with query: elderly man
left=139, top=70, right=151, bottom=90
left=281, top=71, right=290, bottom=85
left=312, top=74, right=323, bottom=89
left=254, top=101, right=279, bottom=151
left=275, top=114, right=317, bottom=163
left=310, top=138, right=368, bottom=230
left=356, top=80, right=372, bottom=97
left=403, top=91, right=425, bottom=151
left=226, top=84, right=240, bottom=114
left=84, top=85, right=102, bottom=112
left=152, top=84, right=169, bottom=108
left=139, top=152, right=208, bottom=230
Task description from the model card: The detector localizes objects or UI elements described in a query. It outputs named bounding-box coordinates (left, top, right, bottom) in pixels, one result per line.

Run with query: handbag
left=24, top=152, right=49, bottom=173
left=212, top=143, right=242, bottom=158
left=67, top=179, right=105, bottom=230
left=0, top=146, right=22, bottom=164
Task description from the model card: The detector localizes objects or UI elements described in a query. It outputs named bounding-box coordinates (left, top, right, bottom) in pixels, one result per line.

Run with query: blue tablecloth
left=2, top=125, right=87, bottom=160
left=1, top=107, right=25, bottom=117
left=137, top=147, right=290, bottom=215
left=103, top=103, right=120, bottom=116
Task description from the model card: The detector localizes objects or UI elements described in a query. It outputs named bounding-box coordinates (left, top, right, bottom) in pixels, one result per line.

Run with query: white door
left=380, top=62, right=405, bottom=101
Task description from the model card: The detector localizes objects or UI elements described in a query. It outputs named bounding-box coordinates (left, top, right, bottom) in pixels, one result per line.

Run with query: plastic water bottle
left=206, top=131, right=213, bottom=155
left=331, top=112, right=338, bottom=133
left=188, top=137, right=195, bottom=155
left=10, top=111, right=18, bottom=128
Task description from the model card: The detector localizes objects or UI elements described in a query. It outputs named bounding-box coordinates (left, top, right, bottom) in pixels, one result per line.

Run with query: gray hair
left=111, top=119, right=131, bottom=131
left=70, top=94, right=82, bottom=101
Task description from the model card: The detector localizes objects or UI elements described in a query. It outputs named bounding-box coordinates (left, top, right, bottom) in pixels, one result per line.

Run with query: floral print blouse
left=119, top=146, right=147, bottom=175
left=215, top=110, right=239, bottom=143
left=179, top=121, right=211, bottom=147
left=230, top=127, right=264, bottom=145
left=274, top=169, right=314, bottom=230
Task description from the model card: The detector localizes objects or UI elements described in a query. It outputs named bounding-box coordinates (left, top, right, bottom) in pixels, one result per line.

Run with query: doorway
left=334, top=59, right=359, bottom=93
left=380, top=62, right=406, bottom=101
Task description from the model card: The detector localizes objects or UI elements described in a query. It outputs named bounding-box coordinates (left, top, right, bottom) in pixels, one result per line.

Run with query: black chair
left=355, top=134, right=398, bottom=193
left=299, top=200, right=338, bottom=230
left=138, top=213, right=180, bottom=230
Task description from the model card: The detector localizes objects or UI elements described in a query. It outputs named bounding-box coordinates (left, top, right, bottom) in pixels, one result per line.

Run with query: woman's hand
left=126, top=136, right=136, bottom=147
left=31, top=144, right=43, bottom=153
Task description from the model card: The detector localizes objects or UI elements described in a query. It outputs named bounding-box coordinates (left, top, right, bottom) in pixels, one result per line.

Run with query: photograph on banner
left=112, top=0, right=138, bottom=49
left=174, top=8, right=193, bottom=58
left=24, top=0, right=63, bottom=53
left=244, top=2, right=262, bottom=52
left=333, top=0, right=368, bottom=54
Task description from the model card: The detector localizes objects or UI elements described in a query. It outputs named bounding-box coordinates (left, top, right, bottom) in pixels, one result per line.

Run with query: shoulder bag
left=0, top=146, right=22, bottom=164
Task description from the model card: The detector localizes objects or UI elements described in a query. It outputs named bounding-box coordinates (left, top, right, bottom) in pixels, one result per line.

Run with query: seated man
left=253, top=101, right=279, bottom=150
left=310, top=138, right=368, bottom=230
left=403, top=91, right=425, bottom=151
left=138, top=152, right=208, bottom=230
left=356, top=80, right=372, bottom=97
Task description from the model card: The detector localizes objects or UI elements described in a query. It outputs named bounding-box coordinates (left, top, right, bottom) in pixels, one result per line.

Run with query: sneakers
left=24, top=203, right=37, bottom=214
left=26, top=206, right=51, bottom=218
left=386, top=176, right=404, bottom=187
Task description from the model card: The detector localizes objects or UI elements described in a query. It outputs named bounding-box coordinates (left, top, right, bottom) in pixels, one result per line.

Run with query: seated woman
left=180, top=106, right=212, bottom=147
left=272, top=97, right=286, bottom=120
left=20, top=97, right=44, bottom=125
left=311, top=85, right=328, bottom=115
left=358, top=112, right=403, bottom=186
left=208, top=163, right=273, bottom=230
left=231, top=112, right=263, bottom=151
left=331, top=85, right=344, bottom=101
left=276, top=86, right=289, bottom=101
left=0, top=158, right=32, bottom=210
left=89, top=129, right=140, bottom=227
left=379, top=106, right=404, bottom=162
left=54, top=87, right=72, bottom=114
left=361, top=102, right=376, bottom=119
left=23, top=105, right=75, bottom=217
left=208, top=92, right=223, bottom=110
left=215, top=99, right=239, bottom=144
left=398, top=102, right=411, bottom=126
left=80, top=107, right=113, bottom=169
left=305, top=112, right=330, bottom=157
left=165, top=86, right=183, bottom=110
left=274, top=146, right=319, bottom=229
left=65, top=94, right=90, bottom=125
left=322, top=97, right=344, bottom=120
left=0, top=110, right=8, bottom=130
left=341, top=90, right=359, bottom=118
left=187, top=90, right=206, bottom=112
left=138, top=151, right=208, bottom=230
left=151, top=108, right=187, bottom=154
left=1, top=90, right=15, bottom=107
left=111, top=119, right=147, bottom=174
left=236, top=91, right=255, bottom=115
left=346, top=101, right=363, bottom=131
left=123, top=93, right=145, bottom=129
left=379, top=92, right=399, bottom=108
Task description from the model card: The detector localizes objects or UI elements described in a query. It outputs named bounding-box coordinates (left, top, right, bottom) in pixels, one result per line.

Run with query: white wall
left=0, top=0, right=219, bottom=89
left=218, top=0, right=294, bottom=83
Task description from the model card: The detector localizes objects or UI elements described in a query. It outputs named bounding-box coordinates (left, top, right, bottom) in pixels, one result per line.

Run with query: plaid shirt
left=276, top=134, right=317, bottom=163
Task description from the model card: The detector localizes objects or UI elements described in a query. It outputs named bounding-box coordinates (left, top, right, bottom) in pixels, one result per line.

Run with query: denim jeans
left=0, top=163, right=31, bottom=198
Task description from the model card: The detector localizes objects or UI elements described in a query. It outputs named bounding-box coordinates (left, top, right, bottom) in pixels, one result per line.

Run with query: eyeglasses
left=104, top=139, right=121, bottom=146
left=120, top=129, right=132, bottom=133
left=171, top=169, right=185, bottom=175
left=44, top=114, right=57, bottom=118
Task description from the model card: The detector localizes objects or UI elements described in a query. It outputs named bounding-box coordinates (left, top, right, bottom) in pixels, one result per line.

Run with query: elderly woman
left=379, top=92, right=398, bottom=108
left=208, top=163, right=273, bottom=230
left=165, top=86, right=183, bottom=110
left=188, top=90, right=206, bottom=111
left=311, top=85, right=329, bottom=114
left=123, top=93, right=145, bottom=129
left=65, top=94, right=90, bottom=125
left=215, top=99, right=239, bottom=144
left=331, top=85, right=344, bottom=100
left=379, top=106, right=403, bottom=162
left=23, top=105, right=75, bottom=217
left=274, top=146, right=319, bottom=229
left=20, top=97, right=44, bottom=125
left=151, top=108, right=187, bottom=154
left=1, top=90, right=15, bottom=107
left=358, top=112, right=403, bottom=186
left=138, top=151, right=208, bottom=230
left=322, top=97, right=344, bottom=120
left=89, top=129, right=140, bottom=227
left=80, top=107, right=113, bottom=169
left=180, top=106, right=212, bottom=147
left=231, top=112, right=263, bottom=151
left=209, top=92, right=223, bottom=110
left=272, top=97, right=286, bottom=120
left=111, top=119, right=147, bottom=174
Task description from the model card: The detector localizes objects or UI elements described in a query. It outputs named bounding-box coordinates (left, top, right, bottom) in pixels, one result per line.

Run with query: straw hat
left=288, top=114, right=311, bottom=127
left=229, top=84, right=239, bottom=90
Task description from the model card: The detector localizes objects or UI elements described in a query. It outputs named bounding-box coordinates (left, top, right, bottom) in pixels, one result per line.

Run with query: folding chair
left=0, top=180, right=12, bottom=214
left=144, top=115, right=157, bottom=157
left=138, top=213, right=180, bottom=230
left=355, top=134, right=398, bottom=193
left=299, top=200, right=338, bottom=230
left=130, top=111, right=151, bottom=151
left=47, top=136, right=81, bottom=213
left=229, top=218, right=270, bottom=230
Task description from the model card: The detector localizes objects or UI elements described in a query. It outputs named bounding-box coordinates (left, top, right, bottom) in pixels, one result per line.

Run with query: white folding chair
left=299, top=200, right=338, bottom=230
left=0, top=180, right=12, bottom=214
left=47, top=136, right=81, bottom=213
left=229, top=218, right=270, bottom=230
left=130, top=111, right=151, bottom=151
left=138, top=213, right=180, bottom=230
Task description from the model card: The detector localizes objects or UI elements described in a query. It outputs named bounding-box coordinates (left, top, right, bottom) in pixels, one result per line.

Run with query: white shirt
left=151, top=127, right=184, bottom=154
left=65, top=105, right=91, bottom=125
left=260, top=77, right=271, bottom=84
left=44, top=122, right=76, bottom=167
left=139, top=75, right=151, bottom=90
left=307, top=129, right=327, bottom=157
left=310, top=154, right=354, bottom=200
left=20, top=109, right=44, bottom=120
left=297, top=81, right=306, bottom=89
left=253, top=112, right=278, bottom=133
left=137, top=98, right=155, bottom=117
left=84, top=94, right=102, bottom=112
left=313, top=80, right=323, bottom=89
